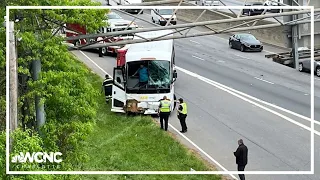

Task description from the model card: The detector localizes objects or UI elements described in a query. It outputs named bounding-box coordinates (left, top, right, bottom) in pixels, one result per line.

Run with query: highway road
left=81, top=2, right=319, bottom=180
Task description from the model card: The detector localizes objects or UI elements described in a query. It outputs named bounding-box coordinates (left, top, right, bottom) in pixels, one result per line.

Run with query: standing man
left=132, top=64, right=148, bottom=88
left=158, top=96, right=171, bottom=131
left=102, top=74, right=113, bottom=104
left=97, top=36, right=104, bottom=57
left=177, top=98, right=188, bottom=133
left=234, top=139, right=248, bottom=180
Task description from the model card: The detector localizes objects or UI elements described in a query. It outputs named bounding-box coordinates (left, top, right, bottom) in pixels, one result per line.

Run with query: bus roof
left=125, top=30, right=174, bottom=62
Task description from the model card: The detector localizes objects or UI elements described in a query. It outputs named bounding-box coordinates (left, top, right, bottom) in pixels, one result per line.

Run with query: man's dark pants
left=159, top=112, right=170, bottom=131
left=237, top=165, right=246, bottom=180
left=104, top=86, right=112, bottom=103
left=178, top=114, right=187, bottom=131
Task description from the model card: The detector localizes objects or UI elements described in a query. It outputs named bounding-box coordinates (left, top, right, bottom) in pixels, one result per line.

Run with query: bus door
left=111, top=67, right=126, bottom=113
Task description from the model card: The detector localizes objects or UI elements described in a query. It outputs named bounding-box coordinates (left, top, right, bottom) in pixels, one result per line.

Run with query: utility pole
left=31, top=60, right=45, bottom=132
left=9, top=21, right=18, bottom=131
left=291, top=0, right=300, bottom=69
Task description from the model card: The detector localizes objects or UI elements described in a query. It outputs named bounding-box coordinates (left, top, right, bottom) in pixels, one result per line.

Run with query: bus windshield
left=126, top=60, right=171, bottom=93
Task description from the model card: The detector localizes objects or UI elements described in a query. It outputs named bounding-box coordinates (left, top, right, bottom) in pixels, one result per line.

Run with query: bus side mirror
left=173, top=70, right=177, bottom=78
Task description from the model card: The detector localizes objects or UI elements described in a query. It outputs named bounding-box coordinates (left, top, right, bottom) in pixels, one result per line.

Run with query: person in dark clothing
left=234, top=139, right=248, bottom=180
left=158, top=96, right=171, bottom=131
left=177, top=98, right=188, bottom=133
left=102, top=74, right=113, bottom=104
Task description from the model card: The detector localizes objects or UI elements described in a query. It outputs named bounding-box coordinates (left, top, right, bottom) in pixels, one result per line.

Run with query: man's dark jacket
left=234, top=144, right=248, bottom=166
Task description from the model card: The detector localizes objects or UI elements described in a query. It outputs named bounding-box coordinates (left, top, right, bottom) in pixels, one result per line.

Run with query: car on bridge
left=263, top=0, right=283, bottom=13
left=151, top=9, right=177, bottom=26
left=299, top=58, right=320, bottom=77
left=229, top=33, right=263, bottom=52
left=195, top=0, right=220, bottom=6
left=105, top=12, right=139, bottom=32
left=242, top=2, right=265, bottom=16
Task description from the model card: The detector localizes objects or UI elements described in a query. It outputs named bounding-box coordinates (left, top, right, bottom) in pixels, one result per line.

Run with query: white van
left=114, top=0, right=144, bottom=14
left=151, top=9, right=177, bottom=26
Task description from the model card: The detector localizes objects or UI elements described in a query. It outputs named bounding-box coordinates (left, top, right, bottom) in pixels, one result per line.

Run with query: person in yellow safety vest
left=177, top=98, right=188, bottom=133
left=158, top=96, right=171, bottom=131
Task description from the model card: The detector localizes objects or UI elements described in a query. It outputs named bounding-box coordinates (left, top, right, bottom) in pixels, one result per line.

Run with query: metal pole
left=291, top=0, right=299, bottom=69
left=9, top=21, right=18, bottom=132
left=185, top=9, right=207, bottom=35
left=238, top=0, right=248, bottom=18
left=66, top=8, right=318, bottom=42
left=165, top=0, right=183, bottom=26
left=77, top=19, right=319, bottom=48
left=31, top=60, right=46, bottom=131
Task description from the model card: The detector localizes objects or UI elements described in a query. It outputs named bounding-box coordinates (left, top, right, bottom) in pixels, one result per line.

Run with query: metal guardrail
left=265, top=48, right=320, bottom=66
left=265, top=48, right=320, bottom=61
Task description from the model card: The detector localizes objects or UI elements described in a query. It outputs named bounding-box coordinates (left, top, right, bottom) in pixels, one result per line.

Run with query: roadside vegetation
left=0, top=1, right=223, bottom=179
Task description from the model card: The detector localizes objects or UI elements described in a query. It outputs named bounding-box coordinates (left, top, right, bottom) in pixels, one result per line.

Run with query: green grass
left=77, top=63, right=222, bottom=180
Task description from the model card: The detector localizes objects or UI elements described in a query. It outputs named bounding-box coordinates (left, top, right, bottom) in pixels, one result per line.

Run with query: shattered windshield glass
left=148, top=60, right=170, bottom=88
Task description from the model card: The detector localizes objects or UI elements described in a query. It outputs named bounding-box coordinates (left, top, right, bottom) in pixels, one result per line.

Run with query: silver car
left=299, top=59, right=320, bottom=77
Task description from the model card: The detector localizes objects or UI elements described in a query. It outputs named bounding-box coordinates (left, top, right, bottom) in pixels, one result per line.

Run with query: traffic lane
left=175, top=38, right=320, bottom=97
left=73, top=52, right=316, bottom=179
left=115, top=10, right=320, bottom=91
left=174, top=46, right=320, bottom=120
left=72, top=50, right=116, bottom=77
left=173, top=72, right=314, bottom=178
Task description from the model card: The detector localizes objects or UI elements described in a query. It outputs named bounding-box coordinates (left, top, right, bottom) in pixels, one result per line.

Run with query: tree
left=0, top=0, right=111, bottom=177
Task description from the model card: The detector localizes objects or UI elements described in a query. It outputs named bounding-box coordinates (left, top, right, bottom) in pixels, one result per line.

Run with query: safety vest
left=103, top=78, right=113, bottom=87
left=160, top=100, right=171, bottom=112
left=179, top=103, right=187, bottom=115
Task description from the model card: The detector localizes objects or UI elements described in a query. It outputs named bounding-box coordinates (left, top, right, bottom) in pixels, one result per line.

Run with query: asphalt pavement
left=82, top=1, right=320, bottom=179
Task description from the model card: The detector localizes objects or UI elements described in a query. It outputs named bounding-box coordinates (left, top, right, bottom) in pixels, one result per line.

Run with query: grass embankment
left=77, top=61, right=222, bottom=180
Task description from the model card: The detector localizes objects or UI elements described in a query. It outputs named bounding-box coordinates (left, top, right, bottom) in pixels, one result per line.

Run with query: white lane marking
left=235, top=54, right=251, bottom=60
left=254, top=77, right=275, bottom=85
left=192, top=55, right=205, bottom=61
left=169, top=124, right=238, bottom=179
left=177, top=65, right=320, bottom=126
left=176, top=66, right=320, bottom=136
left=79, top=51, right=112, bottom=77
left=304, top=94, right=309, bottom=96
left=190, top=40, right=200, bottom=44
left=79, top=50, right=237, bottom=180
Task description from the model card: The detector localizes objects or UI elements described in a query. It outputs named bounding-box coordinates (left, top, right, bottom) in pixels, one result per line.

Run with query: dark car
left=242, top=2, right=265, bottom=16
left=229, top=33, right=263, bottom=52
left=263, top=0, right=282, bottom=13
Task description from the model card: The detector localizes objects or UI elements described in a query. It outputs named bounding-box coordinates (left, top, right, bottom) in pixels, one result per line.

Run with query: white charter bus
left=111, top=30, right=177, bottom=115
